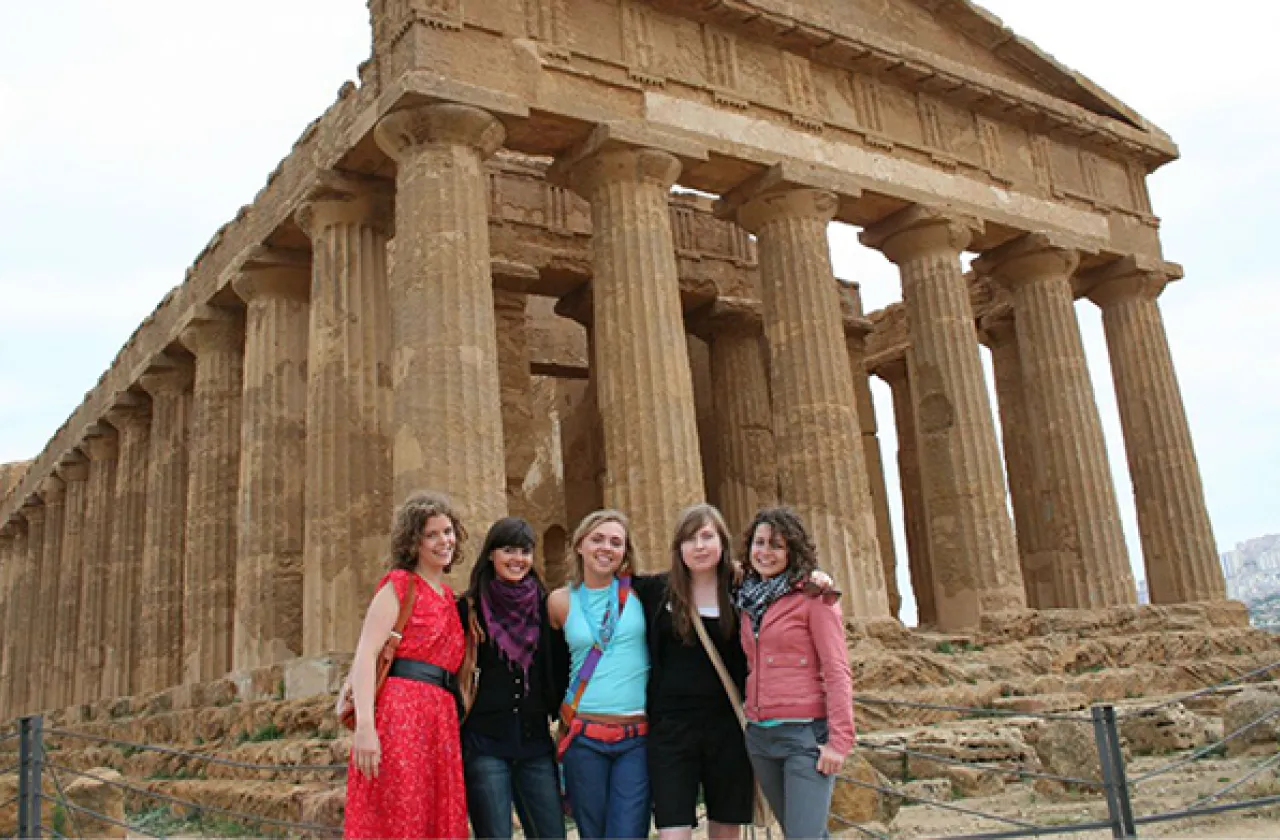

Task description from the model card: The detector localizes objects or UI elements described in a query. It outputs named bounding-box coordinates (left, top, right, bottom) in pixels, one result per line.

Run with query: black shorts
left=647, top=707, right=755, bottom=828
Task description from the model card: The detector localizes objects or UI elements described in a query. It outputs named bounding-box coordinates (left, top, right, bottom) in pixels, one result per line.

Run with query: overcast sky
left=1, top=2, right=1275, bottom=619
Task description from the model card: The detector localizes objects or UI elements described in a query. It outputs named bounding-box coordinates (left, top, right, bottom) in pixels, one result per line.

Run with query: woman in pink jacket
left=735, top=506, right=854, bottom=839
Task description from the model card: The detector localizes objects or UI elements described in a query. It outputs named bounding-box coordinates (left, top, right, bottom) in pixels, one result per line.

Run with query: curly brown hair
left=387, top=491, right=468, bottom=573
left=740, top=506, right=819, bottom=581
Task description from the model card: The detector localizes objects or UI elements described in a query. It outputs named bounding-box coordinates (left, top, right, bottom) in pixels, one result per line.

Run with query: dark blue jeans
left=560, top=732, right=650, bottom=839
left=464, top=749, right=566, bottom=839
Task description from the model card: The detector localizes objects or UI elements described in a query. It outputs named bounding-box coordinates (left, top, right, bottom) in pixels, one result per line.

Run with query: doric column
left=980, top=311, right=1060, bottom=609
left=34, top=476, right=65, bottom=711
left=554, top=290, right=605, bottom=533
left=861, top=207, right=1024, bottom=630
left=232, top=257, right=310, bottom=670
left=729, top=185, right=887, bottom=619
left=494, top=289, right=536, bottom=521
left=0, top=518, right=27, bottom=716
left=77, top=424, right=118, bottom=703
left=554, top=143, right=705, bottom=570
left=136, top=359, right=192, bottom=693
left=689, top=298, right=778, bottom=542
left=873, top=356, right=937, bottom=627
left=180, top=308, right=245, bottom=682
left=376, top=104, right=508, bottom=548
left=100, top=394, right=151, bottom=698
left=297, top=177, right=393, bottom=656
left=0, top=522, right=15, bottom=718
left=976, top=234, right=1135, bottom=608
left=1088, top=262, right=1223, bottom=603
left=15, top=502, right=44, bottom=713
left=843, top=290, right=900, bottom=618
left=53, top=453, right=89, bottom=707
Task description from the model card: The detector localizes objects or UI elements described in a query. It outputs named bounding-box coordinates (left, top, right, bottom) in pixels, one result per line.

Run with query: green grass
left=129, top=805, right=283, bottom=838
left=237, top=723, right=285, bottom=744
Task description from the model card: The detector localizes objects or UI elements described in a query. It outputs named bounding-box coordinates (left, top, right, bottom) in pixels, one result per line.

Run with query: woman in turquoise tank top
left=548, top=510, right=652, bottom=839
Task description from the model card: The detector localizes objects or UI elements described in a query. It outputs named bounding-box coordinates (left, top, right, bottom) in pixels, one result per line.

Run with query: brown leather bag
left=455, top=596, right=484, bottom=721
left=336, top=575, right=418, bottom=730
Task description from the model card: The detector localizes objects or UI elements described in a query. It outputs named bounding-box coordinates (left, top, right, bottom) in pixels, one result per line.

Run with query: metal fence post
left=17, top=715, right=44, bottom=840
left=1091, top=704, right=1136, bottom=839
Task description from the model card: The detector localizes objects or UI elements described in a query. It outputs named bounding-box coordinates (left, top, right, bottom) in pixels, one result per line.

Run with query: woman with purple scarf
left=457, top=517, right=570, bottom=839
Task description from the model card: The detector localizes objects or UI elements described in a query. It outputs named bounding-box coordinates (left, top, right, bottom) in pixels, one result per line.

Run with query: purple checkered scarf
left=481, top=575, right=542, bottom=692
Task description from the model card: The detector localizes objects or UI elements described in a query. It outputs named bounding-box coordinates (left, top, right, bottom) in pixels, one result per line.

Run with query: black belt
left=389, top=658, right=458, bottom=693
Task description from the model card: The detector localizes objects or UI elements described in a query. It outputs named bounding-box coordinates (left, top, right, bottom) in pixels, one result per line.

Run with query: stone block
left=1033, top=720, right=1106, bottom=790
left=1224, top=689, right=1280, bottom=757
left=829, top=751, right=901, bottom=829
left=902, top=778, right=953, bottom=804
left=64, top=767, right=127, bottom=838
left=284, top=654, right=350, bottom=699
left=1119, top=703, right=1212, bottom=755
left=230, top=664, right=286, bottom=702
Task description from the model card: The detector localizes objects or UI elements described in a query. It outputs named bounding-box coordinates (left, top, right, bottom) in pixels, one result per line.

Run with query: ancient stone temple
left=0, top=0, right=1233, bottom=719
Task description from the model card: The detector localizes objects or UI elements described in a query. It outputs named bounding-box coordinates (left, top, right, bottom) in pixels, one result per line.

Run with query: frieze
left=621, top=1, right=665, bottom=87
left=782, top=52, right=825, bottom=131
left=525, top=0, right=571, bottom=59
left=703, top=26, right=747, bottom=109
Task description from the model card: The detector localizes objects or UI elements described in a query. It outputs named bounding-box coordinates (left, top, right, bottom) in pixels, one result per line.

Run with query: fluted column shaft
left=875, top=357, right=937, bottom=627
left=54, top=456, right=89, bottom=706
left=862, top=209, right=1023, bottom=630
left=738, top=188, right=888, bottom=618
left=181, top=312, right=245, bottom=682
left=982, top=314, right=1059, bottom=609
left=14, top=507, right=43, bottom=713
left=694, top=300, right=778, bottom=542
left=298, top=183, right=393, bottom=655
left=0, top=526, right=14, bottom=718
left=233, top=267, right=310, bottom=670
left=35, top=477, right=66, bottom=711
left=77, top=429, right=118, bottom=703
left=979, top=237, right=1134, bottom=608
left=137, top=364, right=192, bottom=693
left=1090, top=271, right=1223, bottom=603
left=375, top=104, right=508, bottom=554
left=561, top=147, right=705, bottom=569
left=495, top=290, right=537, bottom=521
left=1, top=522, right=29, bottom=716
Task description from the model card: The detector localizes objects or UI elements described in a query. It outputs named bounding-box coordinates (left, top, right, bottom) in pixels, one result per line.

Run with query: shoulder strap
left=690, top=604, right=748, bottom=730
left=392, top=575, right=417, bottom=637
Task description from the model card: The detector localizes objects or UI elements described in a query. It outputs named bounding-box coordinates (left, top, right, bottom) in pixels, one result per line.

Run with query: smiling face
left=491, top=544, right=534, bottom=584
left=680, top=518, right=723, bottom=576
left=416, top=513, right=457, bottom=573
left=577, top=520, right=627, bottom=582
left=749, top=523, right=789, bottom=579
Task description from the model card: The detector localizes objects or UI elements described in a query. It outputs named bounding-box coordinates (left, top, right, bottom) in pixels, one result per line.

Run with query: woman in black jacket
left=457, top=517, right=570, bottom=840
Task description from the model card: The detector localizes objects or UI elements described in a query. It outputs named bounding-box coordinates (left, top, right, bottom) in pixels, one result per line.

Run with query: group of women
left=342, top=491, right=855, bottom=840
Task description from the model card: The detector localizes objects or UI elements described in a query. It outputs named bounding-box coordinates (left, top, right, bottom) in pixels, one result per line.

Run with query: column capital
left=82, top=423, right=119, bottom=461
left=20, top=497, right=45, bottom=525
left=733, top=187, right=838, bottom=235
left=39, top=474, right=66, bottom=505
left=179, top=307, right=243, bottom=356
left=374, top=102, right=505, bottom=162
left=549, top=122, right=704, bottom=198
left=860, top=205, right=982, bottom=264
left=686, top=296, right=764, bottom=342
left=55, top=451, right=90, bottom=483
left=869, top=354, right=908, bottom=386
left=973, top=232, right=1084, bottom=289
left=137, top=353, right=195, bottom=397
left=977, top=306, right=1018, bottom=349
left=104, top=392, right=152, bottom=431
left=233, top=247, right=311, bottom=303
left=1084, top=256, right=1181, bottom=308
left=295, top=172, right=393, bottom=239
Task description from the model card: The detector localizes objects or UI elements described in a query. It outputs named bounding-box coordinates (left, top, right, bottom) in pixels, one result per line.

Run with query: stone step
left=50, top=737, right=349, bottom=784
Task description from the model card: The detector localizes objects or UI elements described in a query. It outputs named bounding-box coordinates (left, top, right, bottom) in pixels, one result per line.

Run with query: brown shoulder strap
left=689, top=604, right=747, bottom=730
left=394, top=575, right=418, bottom=635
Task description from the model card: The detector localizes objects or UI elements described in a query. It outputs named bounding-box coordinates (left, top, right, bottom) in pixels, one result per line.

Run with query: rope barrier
left=37, top=793, right=162, bottom=839
left=834, top=771, right=1040, bottom=831
left=0, top=794, right=17, bottom=811
left=857, top=740, right=1102, bottom=788
left=1186, top=749, right=1280, bottom=810
left=826, top=811, right=892, bottom=839
left=941, top=818, right=1117, bottom=840
left=41, top=825, right=67, bottom=839
left=1118, top=659, right=1280, bottom=719
left=44, top=761, right=343, bottom=836
left=854, top=695, right=1090, bottom=723
left=0, top=764, right=17, bottom=776
left=44, top=728, right=346, bottom=773
left=1132, top=792, right=1280, bottom=827
left=1130, top=706, right=1280, bottom=784
left=46, top=758, right=87, bottom=839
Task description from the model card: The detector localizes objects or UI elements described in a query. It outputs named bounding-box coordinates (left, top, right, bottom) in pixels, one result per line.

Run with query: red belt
left=556, top=718, right=648, bottom=759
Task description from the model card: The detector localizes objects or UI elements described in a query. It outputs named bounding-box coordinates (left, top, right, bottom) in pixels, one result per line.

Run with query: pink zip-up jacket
left=739, top=590, right=855, bottom=757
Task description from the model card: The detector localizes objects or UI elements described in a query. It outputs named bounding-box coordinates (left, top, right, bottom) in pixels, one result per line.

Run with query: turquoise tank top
left=564, top=582, right=649, bottom=715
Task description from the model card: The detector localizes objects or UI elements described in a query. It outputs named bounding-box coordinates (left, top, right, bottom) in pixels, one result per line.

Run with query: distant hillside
left=1221, top=534, right=1280, bottom=628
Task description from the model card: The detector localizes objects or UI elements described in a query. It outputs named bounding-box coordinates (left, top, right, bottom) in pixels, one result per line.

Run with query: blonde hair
left=568, top=509, right=636, bottom=585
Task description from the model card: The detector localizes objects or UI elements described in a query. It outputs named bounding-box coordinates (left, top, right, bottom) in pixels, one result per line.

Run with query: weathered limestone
left=556, top=142, right=705, bottom=569
left=1087, top=263, right=1224, bottom=603
left=873, top=356, right=937, bottom=627
left=731, top=185, right=888, bottom=619
left=689, top=298, right=778, bottom=542
left=232, top=258, right=310, bottom=670
left=981, top=312, right=1059, bottom=609
left=862, top=207, right=1024, bottom=630
left=136, top=359, right=193, bottom=694
left=53, top=453, right=89, bottom=707
left=34, top=475, right=65, bottom=712
left=843, top=290, right=900, bottom=618
left=15, top=502, right=44, bottom=714
left=0, top=522, right=14, bottom=717
left=494, top=289, right=537, bottom=521
left=180, top=309, right=245, bottom=683
left=978, top=235, right=1136, bottom=609
left=77, top=425, right=119, bottom=704
left=102, top=395, right=152, bottom=698
left=297, top=178, right=392, bottom=656
left=376, top=104, right=508, bottom=548
left=0, top=519, right=28, bottom=716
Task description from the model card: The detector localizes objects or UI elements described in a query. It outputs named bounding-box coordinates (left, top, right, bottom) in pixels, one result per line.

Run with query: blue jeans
left=464, top=750, right=566, bottom=840
left=560, top=733, right=650, bottom=839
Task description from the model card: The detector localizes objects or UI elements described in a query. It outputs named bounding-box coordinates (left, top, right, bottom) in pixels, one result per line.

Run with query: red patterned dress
left=344, top=570, right=468, bottom=839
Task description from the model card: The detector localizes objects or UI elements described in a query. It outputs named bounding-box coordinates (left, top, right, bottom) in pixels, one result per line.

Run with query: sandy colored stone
left=1033, top=719, right=1103, bottom=791
left=77, top=425, right=118, bottom=705
left=64, top=767, right=128, bottom=838
left=102, top=395, right=151, bottom=700
left=53, top=452, right=90, bottom=707
left=1119, top=703, right=1212, bottom=755
left=33, top=475, right=65, bottom=712
left=1223, top=690, right=1280, bottom=757
left=494, top=289, right=537, bottom=520
left=830, top=751, right=901, bottom=829
left=232, top=259, right=310, bottom=671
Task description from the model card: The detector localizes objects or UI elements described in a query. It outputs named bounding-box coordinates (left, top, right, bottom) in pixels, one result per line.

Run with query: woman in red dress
left=344, top=492, right=469, bottom=839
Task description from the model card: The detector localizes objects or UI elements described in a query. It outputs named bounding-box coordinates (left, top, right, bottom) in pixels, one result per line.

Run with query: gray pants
left=745, top=720, right=835, bottom=839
